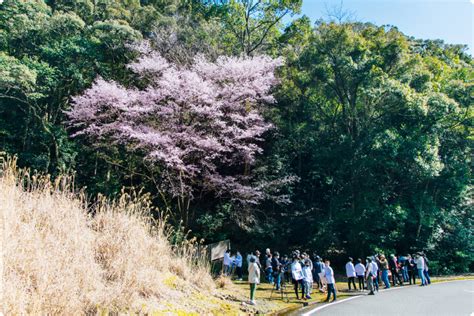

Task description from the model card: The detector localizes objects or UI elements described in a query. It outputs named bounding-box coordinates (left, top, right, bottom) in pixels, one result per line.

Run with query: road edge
left=298, top=279, right=474, bottom=316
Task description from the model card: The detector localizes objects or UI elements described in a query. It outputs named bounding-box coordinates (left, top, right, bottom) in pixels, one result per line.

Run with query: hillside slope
left=0, top=160, right=238, bottom=314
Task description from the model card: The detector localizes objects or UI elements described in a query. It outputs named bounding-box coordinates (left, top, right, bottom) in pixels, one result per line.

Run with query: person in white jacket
left=365, top=257, right=375, bottom=295
left=415, top=253, right=427, bottom=286
left=371, top=258, right=379, bottom=291
left=345, top=257, right=357, bottom=291
left=355, top=258, right=366, bottom=291
left=302, top=260, right=313, bottom=300
left=324, top=260, right=337, bottom=302
left=248, top=256, right=260, bottom=305
left=291, top=254, right=305, bottom=300
left=223, top=249, right=232, bottom=276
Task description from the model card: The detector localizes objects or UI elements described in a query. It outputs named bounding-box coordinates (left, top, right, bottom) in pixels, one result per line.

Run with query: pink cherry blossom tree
left=67, top=46, right=284, bottom=223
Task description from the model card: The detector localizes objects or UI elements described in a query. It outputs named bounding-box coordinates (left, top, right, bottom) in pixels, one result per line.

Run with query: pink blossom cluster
left=68, top=50, right=283, bottom=203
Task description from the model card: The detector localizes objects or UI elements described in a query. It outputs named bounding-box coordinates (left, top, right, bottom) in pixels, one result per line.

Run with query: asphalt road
left=299, top=280, right=474, bottom=316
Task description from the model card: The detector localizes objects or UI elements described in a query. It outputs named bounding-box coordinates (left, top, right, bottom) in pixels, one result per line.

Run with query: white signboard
left=206, top=240, right=230, bottom=261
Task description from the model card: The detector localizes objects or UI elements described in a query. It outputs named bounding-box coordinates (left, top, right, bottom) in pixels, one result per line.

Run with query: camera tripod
left=269, top=273, right=290, bottom=302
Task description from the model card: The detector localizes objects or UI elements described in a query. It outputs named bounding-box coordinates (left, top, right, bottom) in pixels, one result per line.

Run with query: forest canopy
left=0, top=0, right=472, bottom=274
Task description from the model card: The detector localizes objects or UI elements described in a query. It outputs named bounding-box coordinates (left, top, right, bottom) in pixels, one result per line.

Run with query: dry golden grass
left=215, top=275, right=234, bottom=289
left=0, top=158, right=317, bottom=315
left=0, top=158, right=218, bottom=314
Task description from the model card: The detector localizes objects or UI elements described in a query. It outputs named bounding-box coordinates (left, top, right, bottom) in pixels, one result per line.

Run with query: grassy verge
left=430, top=274, right=474, bottom=283
left=211, top=274, right=474, bottom=315
left=214, top=279, right=351, bottom=315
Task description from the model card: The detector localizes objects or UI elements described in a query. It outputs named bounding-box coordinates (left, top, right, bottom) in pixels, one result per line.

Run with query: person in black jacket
left=313, top=255, right=325, bottom=291
left=407, top=254, right=416, bottom=285
left=388, top=254, right=403, bottom=286
left=280, top=255, right=290, bottom=284
left=271, top=252, right=282, bottom=290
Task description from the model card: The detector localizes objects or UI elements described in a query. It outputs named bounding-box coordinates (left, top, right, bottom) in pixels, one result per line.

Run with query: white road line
left=300, top=296, right=363, bottom=316
left=302, top=284, right=409, bottom=315
left=300, top=280, right=473, bottom=316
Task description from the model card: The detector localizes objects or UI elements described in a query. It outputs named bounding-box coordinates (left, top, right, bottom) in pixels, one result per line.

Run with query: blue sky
left=293, top=0, right=473, bottom=56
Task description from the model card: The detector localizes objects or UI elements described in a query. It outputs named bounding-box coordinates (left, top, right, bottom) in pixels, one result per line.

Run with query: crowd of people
left=345, top=253, right=432, bottom=294
left=222, top=248, right=432, bottom=306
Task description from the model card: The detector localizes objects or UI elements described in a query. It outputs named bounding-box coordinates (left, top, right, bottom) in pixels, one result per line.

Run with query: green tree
left=212, top=0, right=303, bottom=56
left=272, top=22, right=472, bottom=267
left=0, top=0, right=144, bottom=174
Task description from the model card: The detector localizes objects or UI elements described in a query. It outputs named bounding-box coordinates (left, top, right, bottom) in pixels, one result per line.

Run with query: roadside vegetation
left=0, top=0, right=472, bottom=313
left=1, top=159, right=219, bottom=314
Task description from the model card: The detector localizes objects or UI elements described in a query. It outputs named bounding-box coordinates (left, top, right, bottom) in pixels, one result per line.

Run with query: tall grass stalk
left=1, top=157, right=214, bottom=314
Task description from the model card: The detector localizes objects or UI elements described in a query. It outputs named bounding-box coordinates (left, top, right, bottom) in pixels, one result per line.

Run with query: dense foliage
left=0, top=0, right=472, bottom=273
left=272, top=22, right=473, bottom=272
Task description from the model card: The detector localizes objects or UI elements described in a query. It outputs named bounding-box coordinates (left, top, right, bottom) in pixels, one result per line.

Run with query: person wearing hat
left=248, top=256, right=260, bottom=305
left=265, top=252, right=273, bottom=284
left=247, top=250, right=262, bottom=270
left=345, top=257, right=357, bottom=291
left=379, top=254, right=390, bottom=288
